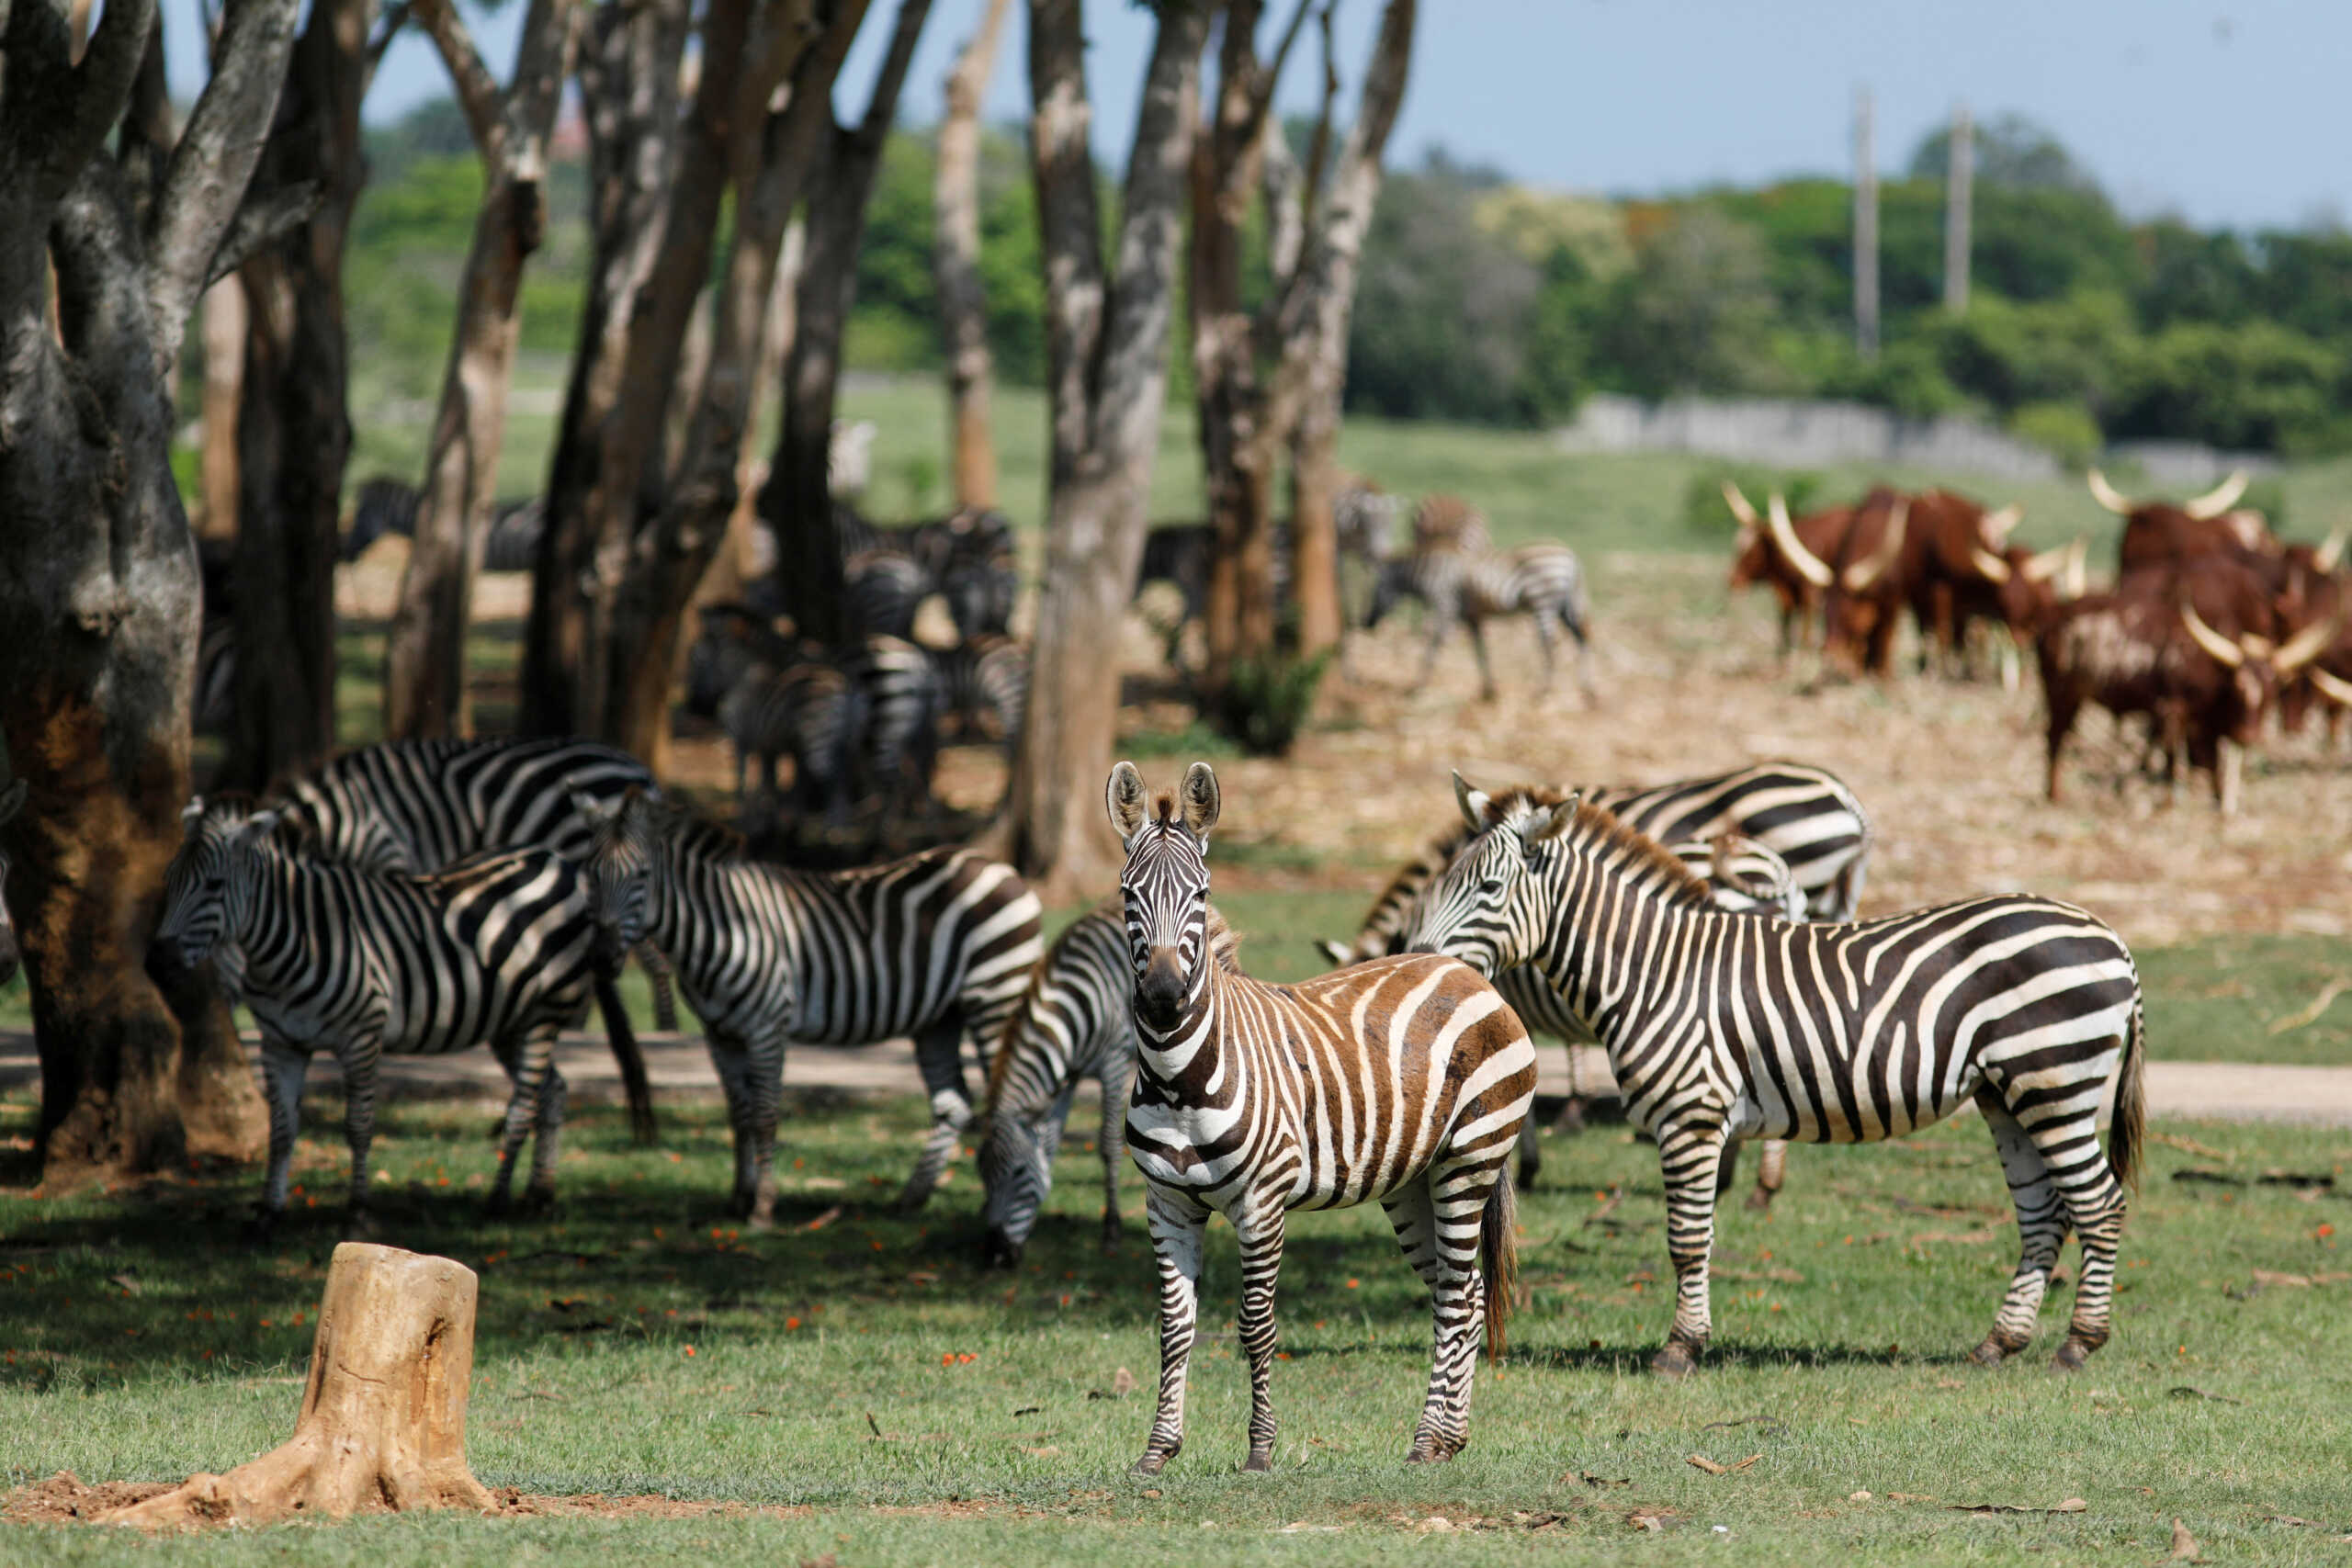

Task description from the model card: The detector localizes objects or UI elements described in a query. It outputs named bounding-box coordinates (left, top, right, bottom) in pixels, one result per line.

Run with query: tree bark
left=107, top=1244, right=494, bottom=1527
left=197, top=279, right=244, bottom=542
left=999, top=0, right=1207, bottom=899
left=0, top=0, right=295, bottom=1184
left=933, top=0, right=1009, bottom=510
left=521, top=0, right=692, bottom=739
left=766, top=0, right=932, bottom=649
left=382, top=0, right=581, bottom=740
left=223, top=0, right=378, bottom=792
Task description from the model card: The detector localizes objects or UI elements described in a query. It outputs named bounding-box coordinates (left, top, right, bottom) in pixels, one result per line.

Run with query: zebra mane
left=1532, top=798, right=1716, bottom=910
left=634, top=791, right=751, bottom=862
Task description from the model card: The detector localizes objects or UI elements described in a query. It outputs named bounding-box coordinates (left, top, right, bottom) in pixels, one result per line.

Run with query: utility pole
left=1943, top=101, right=1973, bottom=315
left=1853, top=85, right=1878, bottom=360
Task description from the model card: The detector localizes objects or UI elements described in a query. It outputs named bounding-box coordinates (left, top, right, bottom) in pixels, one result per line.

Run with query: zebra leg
left=1135, top=1184, right=1210, bottom=1477
left=1467, top=620, right=1497, bottom=701
left=336, top=1028, right=389, bottom=1229
left=1513, top=1117, right=1541, bottom=1191
left=1097, top=1052, right=1133, bottom=1254
left=1746, top=1138, right=1789, bottom=1211
left=1385, top=1166, right=1492, bottom=1461
left=1652, top=1121, right=1729, bottom=1377
left=2016, top=1089, right=2129, bottom=1370
left=255, top=1038, right=311, bottom=1230
left=898, top=1018, right=974, bottom=1210
left=485, top=1037, right=539, bottom=1216
left=1971, top=1090, right=2066, bottom=1366
left=705, top=1032, right=767, bottom=1220
left=638, top=942, right=681, bottom=1032
left=527, top=1066, right=568, bottom=1210
left=1231, top=1202, right=1289, bottom=1472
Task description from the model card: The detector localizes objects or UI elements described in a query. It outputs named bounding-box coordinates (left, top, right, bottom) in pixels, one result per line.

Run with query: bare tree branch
left=10, top=0, right=158, bottom=204
left=204, top=179, right=324, bottom=288
left=364, top=0, right=412, bottom=89
left=118, top=11, right=175, bottom=226
left=147, top=0, right=303, bottom=373
left=410, top=0, right=502, bottom=151
left=1298, top=0, right=1339, bottom=240
left=1243, top=0, right=1316, bottom=148
left=852, top=0, right=932, bottom=148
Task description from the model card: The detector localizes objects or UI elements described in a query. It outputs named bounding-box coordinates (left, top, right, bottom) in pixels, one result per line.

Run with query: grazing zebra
left=574, top=789, right=1043, bottom=1221
left=1404, top=778, right=2146, bottom=1375
left=274, top=737, right=678, bottom=1141
left=718, top=659, right=862, bottom=824
left=839, top=635, right=945, bottom=816
left=1109, top=761, right=1535, bottom=1472
left=1368, top=543, right=1593, bottom=700
left=974, top=899, right=1139, bottom=1267
left=0, top=770, right=23, bottom=987
left=158, top=799, right=605, bottom=1229
left=1322, top=816, right=1807, bottom=1203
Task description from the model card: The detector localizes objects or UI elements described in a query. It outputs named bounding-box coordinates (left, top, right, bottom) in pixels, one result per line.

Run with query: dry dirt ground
left=674, top=552, right=2347, bottom=952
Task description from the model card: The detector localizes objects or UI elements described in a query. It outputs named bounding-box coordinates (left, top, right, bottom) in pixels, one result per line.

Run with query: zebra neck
left=1528, top=886, right=1709, bottom=1046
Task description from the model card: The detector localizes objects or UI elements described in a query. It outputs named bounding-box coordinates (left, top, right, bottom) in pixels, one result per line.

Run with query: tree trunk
left=197, top=279, right=244, bottom=542
left=107, top=1244, right=494, bottom=1527
left=521, top=0, right=692, bottom=739
left=933, top=0, right=1008, bottom=510
left=1000, top=0, right=1206, bottom=899
left=382, top=0, right=580, bottom=741
left=0, top=0, right=297, bottom=1185
left=223, top=0, right=377, bottom=791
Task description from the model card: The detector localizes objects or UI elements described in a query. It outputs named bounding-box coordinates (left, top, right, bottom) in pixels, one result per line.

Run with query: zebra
left=933, top=634, right=1027, bottom=748
left=272, top=738, right=680, bottom=1142
left=843, top=548, right=928, bottom=639
left=685, top=604, right=806, bottom=719
left=481, top=497, right=545, bottom=573
left=1409, top=494, right=1493, bottom=556
left=1321, top=816, right=1807, bottom=1203
left=1367, top=543, right=1593, bottom=701
left=0, top=768, right=23, bottom=987
left=157, top=798, right=605, bottom=1230
left=1403, top=777, right=2147, bottom=1375
left=717, top=658, right=863, bottom=824
left=336, top=479, right=540, bottom=570
left=941, top=544, right=1018, bottom=640
left=838, top=635, right=946, bottom=817
left=574, top=788, right=1043, bottom=1222
left=974, top=899, right=1139, bottom=1268
left=1108, top=761, right=1536, bottom=1472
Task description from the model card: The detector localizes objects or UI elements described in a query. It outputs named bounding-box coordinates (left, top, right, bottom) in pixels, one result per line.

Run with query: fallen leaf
left=806, top=1206, right=842, bottom=1233
left=1687, top=1454, right=1727, bottom=1475
left=2168, top=1518, right=2202, bottom=1562
left=2167, top=1385, right=2246, bottom=1405
left=1951, top=1498, right=2087, bottom=1515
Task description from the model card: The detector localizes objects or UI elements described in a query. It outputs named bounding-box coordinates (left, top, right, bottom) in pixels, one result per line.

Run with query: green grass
left=0, top=1089, right=2346, bottom=1563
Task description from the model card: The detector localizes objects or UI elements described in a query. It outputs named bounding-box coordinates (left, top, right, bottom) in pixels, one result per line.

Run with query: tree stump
left=107, top=1243, right=494, bottom=1528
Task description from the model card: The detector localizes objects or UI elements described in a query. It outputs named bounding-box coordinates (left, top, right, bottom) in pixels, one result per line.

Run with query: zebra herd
left=146, top=731, right=2148, bottom=1470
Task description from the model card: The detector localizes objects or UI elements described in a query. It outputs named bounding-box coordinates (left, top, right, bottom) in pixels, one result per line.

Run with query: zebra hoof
left=1743, top=1188, right=1775, bottom=1213
left=1650, top=1344, right=1699, bottom=1379
left=1968, top=1337, right=2012, bottom=1368
left=1131, top=1451, right=1170, bottom=1478
left=2052, top=1337, right=2096, bottom=1371
left=1241, top=1450, right=1273, bottom=1474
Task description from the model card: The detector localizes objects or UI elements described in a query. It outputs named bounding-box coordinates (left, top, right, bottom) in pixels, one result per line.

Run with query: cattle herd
left=102, top=455, right=2322, bottom=1472
left=1725, top=470, right=2350, bottom=814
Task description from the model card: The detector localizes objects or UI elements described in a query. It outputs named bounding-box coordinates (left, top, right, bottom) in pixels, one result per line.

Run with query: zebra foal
left=576, top=789, right=1042, bottom=1222
left=157, top=799, right=604, bottom=1230
left=974, top=899, right=1137, bottom=1267
left=1404, top=778, right=2147, bottom=1374
left=1109, top=762, right=1535, bottom=1473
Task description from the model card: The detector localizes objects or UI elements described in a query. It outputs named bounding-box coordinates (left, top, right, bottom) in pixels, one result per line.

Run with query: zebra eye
left=1478, top=877, right=1503, bottom=896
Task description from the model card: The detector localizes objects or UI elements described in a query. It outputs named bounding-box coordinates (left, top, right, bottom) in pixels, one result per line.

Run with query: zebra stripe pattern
left=840, top=636, right=946, bottom=818
left=1403, top=779, right=2147, bottom=1374
left=1368, top=543, right=1593, bottom=700
left=275, top=737, right=677, bottom=1137
left=157, top=799, right=604, bottom=1226
left=974, top=898, right=1144, bottom=1267
left=844, top=548, right=929, bottom=639
left=934, top=634, right=1028, bottom=748
left=1109, top=761, right=1536, bottom=1473
left=718, top=660, right=862, bottom=824
left=576, top=789, right=1043, bottom=1222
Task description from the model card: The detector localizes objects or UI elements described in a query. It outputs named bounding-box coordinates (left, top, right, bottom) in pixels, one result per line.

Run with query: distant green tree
left=1591, top=208, right=1784, bottom=399
left=1907, top=112, right=2104, bottom=195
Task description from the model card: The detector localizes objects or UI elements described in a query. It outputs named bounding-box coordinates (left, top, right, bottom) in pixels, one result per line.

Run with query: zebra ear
left=182, top=795, right=206, bottom=824
left=568, top=785, right=617, bottom=829
left=1179, top=761, right=1220, bottom=840
left=1106, top=761, right=1148, bottom=845
left=1453, top=772, right=1490, bottom=831
left=1525, top=794, right=1580, bottom=846
left=232, top=807, right=284, bottom=847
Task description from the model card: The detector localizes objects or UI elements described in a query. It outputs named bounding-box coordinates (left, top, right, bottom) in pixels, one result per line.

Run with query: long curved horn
left=2313, top=523, right=2347, bottom=574
left=2183, top=469, right=2250, bottom=521
left=2062, top=536, right=2089, bottom=599
left=1842, top=498, right=1908, bottom=592
left=1978, top=502, right=2023, bottom=546
left=1766, top=493, right=1833, bottom=589
left=2019, top=541, right=2071, bottom=583
left=2306, top=665, right=2352, bottom=708
left=2178, top=601, right=2245, bottom=669
left=1970, top=547, right=2014, bottom=584
left=2274, top=609, right=2345, bottom=675
left=2086, top=468, right=2134, bottom=515
left=1720, top=480, right=1762, bottom=530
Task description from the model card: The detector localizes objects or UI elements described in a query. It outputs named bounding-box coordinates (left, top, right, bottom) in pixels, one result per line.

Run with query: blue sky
left=162, top=0, right=2349, bottom=231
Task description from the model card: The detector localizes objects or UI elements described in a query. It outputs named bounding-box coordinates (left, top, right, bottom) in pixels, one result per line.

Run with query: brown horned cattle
left=2086, top=468, right=2278, bottom=577
left=2037, top=558, right=2336, bottom=816
left=1954, top=536, right=2090, bottom=690
left=1802, top=487, right=1910, bottom=675
left=2273, top=527, right=2352, bottom=742
left=1892, top=488, right=2032, bottom=677
left=1722, top=482, right=1856, bottom=654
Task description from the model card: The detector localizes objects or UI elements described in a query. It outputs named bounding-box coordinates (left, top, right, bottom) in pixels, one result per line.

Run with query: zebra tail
left=594, top=967, right=660, bottom=1146
left=2111, top=987, right=2146, bottom=1191
left=1480, top=1172, right=1518, bottom=1363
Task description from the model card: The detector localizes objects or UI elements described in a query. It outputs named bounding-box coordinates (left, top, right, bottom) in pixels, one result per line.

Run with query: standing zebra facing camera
left=1109, top=761, right=1535, bottom=1473
left=156, top=799, right=606, bottom=1232
left=574, top=789, right=1042, bottom=1222
left=1367, top=542, right=1593, bottom=701
left=1404, top=777, right=2146, bottom=1376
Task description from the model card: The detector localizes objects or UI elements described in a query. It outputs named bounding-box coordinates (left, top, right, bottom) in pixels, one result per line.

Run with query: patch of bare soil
left=4, top=1473, right=174, bottom=1525
left=3, top=1472, right=817, bottom=1529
